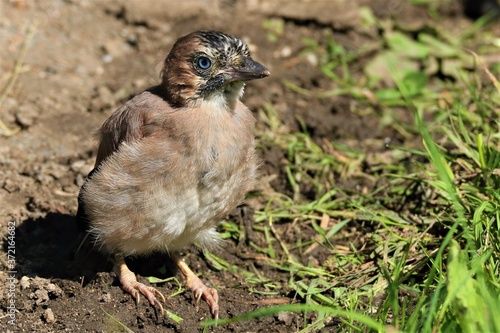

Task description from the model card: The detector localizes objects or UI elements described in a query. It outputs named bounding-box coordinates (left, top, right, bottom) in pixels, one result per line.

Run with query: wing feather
left=77, top=86, right=171, bottom=231
left=94, top=86, right=169, bottom=166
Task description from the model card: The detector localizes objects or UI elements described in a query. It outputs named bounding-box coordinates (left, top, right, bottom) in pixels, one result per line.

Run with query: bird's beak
left=227, top=57, right=270, bottom=82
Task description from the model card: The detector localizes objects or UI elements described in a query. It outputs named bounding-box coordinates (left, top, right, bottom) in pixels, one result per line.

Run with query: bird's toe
left=192, top=285, right=219, bottom=318
left=127, top=282, right=166, bottom=315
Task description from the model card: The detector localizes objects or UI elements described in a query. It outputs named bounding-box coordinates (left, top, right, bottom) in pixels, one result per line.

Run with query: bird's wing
left=76, top=87, right=166, bottom=231
left=94, top=87, right=168, bottom=167
left=77, top=87, right=170, bottom=232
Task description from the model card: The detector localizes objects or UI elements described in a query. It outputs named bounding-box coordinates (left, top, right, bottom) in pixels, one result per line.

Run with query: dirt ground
left=0, top=0, right=482, bottom=332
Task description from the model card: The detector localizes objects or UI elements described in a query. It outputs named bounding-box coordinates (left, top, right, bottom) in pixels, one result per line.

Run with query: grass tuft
left=206, top=3, right=499, bottom=331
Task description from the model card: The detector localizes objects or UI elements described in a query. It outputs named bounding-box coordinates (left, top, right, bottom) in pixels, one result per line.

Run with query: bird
left=76, top=30, right=270, bottom=319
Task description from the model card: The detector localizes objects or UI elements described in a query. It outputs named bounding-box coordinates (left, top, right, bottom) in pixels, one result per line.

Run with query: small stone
left=34, top=289, right=49, bottom=305
left=126, top=34, right=139, bottom=47
left=102, top=54, right=113, bottom=63
left=43, top=308, right=55, bottom=323
left=15, top=105, right=39, bottom=127
left=2, top=179, right=19, bottom=193
left=71, top=160, right=86, bottom=172
left=280, top=46, right=292, bottom=58
left=31, top=276, right=47, bottom=289
left=79, top=164, right=93, bottom=177
left=277, top=311, right=294, bottom=325
left=20, top=276, right=30, bottom=290
left=305, top=53, right=318, bottom=66
left=99, top=292, right=111, bottom=303
left=46, top=283, right=62, bottom=297
left=62, top=185, right=77, bottom=193
left=75, top=173, right=85, bottom=187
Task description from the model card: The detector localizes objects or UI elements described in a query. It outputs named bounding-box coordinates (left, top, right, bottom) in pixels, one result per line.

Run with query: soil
left=0, top=1, right=482, bottom=332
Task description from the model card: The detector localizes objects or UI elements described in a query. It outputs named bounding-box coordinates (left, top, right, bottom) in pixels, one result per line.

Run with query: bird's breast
left=186, top=101, right=253, bottom=175
left=84, top=104, right=257, bottom=255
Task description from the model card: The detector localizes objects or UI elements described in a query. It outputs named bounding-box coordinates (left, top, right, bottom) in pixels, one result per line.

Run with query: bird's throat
left=193, top=81, right=245, bottom=112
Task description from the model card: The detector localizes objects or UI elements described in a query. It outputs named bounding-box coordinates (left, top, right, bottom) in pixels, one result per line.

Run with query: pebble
left=305, top=53, right=318, bottom=67
left=99, top=292, right=112, bottom=303
left=43, top=308, right=55, bottom=323
left=20, top=276, right=31, bottom=290
left=277, top=312, right=294, bottom=325
left=80, top=164, right=93, bottom=177
left=102, top=54, right=113, bottom=63
left=33, top=289, right=49, bottom=305
left=46, top=283, right=62, bottom=296
left=280, top=46, right=292, bottom=58
left=2, top=178, right=19, bottom=193
left=75, top=173, right=85, bottom=187
left=71, top=160, right=86, bottom=172
left=15, top=105, right=39, bottom=127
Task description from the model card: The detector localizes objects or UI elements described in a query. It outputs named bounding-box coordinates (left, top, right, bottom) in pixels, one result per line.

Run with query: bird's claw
left=123, top=281, right=166, bottom=316
left=115, top=257, right=167, bottom=316
left=193, top=285, right=219, bottom=320
left=173, top=254, right=220, bottom=319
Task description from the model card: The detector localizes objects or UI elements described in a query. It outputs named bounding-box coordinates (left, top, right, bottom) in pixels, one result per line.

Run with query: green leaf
left=418, top=33, right=459, bottom=58
left=445, top=241, right=497, bottom=332
left=201, top=304, right=384, bottom=330
left=401, top=71, right=428, bottom=96
left=375, top=88, right=401, bottom=102
left=365, top=50, right=419, bottom=86
left=441, top=58, right=466, bottom=79
left=166, top=310, right=183, bottom=324
left=359, top=6, right=377, bottom=28
left=147, top=276, right=175, bottom=284
left=386, top=31, right=429, bottom=59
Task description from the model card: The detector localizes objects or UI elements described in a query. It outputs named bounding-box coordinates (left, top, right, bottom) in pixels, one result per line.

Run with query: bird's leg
left=171, top=253, right=219, bottom=319
left=113, top=254, right=166, bottom=315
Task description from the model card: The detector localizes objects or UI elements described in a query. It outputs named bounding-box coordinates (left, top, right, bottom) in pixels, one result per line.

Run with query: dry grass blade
left=465, top=48, right=500, bottom=93
left=0, top=21, right=37, bottom=136
left=304, top=213, right=330, bottom=255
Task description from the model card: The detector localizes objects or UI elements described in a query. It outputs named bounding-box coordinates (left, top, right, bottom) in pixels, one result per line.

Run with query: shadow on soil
left=10, top=212, right=178, bottom=286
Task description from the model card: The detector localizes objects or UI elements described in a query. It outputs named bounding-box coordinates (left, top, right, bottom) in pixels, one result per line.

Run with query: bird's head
left=161, top=30, right=270, bottom=108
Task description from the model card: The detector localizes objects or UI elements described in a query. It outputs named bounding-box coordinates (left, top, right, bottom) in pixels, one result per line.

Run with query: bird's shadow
left=9, top=212, right=177, bottom=285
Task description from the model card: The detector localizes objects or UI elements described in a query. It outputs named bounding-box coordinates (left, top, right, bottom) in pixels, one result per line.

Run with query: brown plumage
left=77, top=30, right=269, bottom=318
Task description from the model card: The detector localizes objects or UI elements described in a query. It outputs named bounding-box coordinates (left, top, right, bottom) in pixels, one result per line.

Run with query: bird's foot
left=114, top=256, right=166, bottom=315
left=173, top=254, right=219, bottom=319
left=189, top=276, right=219, bottom=319
left=122, top=279, right=166, bottom=314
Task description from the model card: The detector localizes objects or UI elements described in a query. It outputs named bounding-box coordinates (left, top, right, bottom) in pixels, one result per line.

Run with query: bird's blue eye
left=197, top=57, right=211, bottom=69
